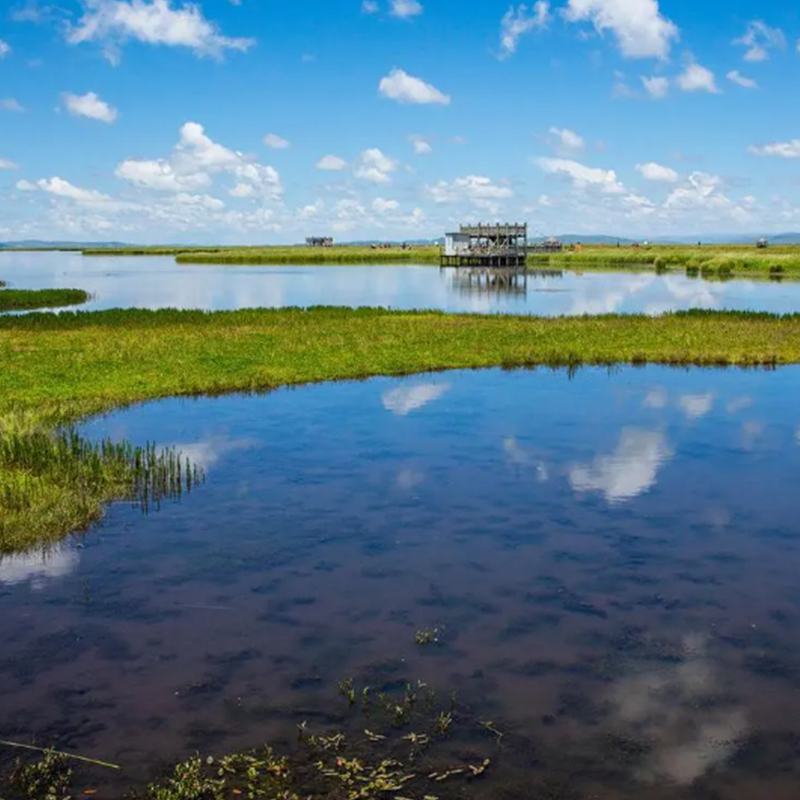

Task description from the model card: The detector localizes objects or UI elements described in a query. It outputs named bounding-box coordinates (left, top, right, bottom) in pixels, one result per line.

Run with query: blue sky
left=2, top=0, right=800, bottom=244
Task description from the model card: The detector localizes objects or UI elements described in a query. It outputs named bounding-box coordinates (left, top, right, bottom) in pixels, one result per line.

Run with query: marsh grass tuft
left=0, top=418, right=203, bottom=554
left=0, top=288, right=89, bottom=312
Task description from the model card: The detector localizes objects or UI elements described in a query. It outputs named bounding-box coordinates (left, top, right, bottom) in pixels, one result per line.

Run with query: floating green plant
left=415, top=628, right=439, bottom=645
left=0, top=288, right=89, bottom=312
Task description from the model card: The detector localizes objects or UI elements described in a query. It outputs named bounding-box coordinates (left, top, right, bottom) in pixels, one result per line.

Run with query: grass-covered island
left=4, top=305, right=800, bottom=554
left=76, top=243, right=800, bottom=276
left=0, top=287, right=89, bottom=311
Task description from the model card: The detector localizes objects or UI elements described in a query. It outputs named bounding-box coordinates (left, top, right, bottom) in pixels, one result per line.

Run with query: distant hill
left=0, top=240, right=130, bottom=249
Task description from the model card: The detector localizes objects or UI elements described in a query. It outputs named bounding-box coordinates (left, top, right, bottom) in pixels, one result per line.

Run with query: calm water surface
left=2, top=250, right=800, bottom=315
left=2, top=366, right=800, bottom=797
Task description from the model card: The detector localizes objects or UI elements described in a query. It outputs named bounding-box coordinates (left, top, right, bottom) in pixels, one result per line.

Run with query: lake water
left=3, top=366, right=800, bottom=797
left=2, top=250, right=800, bottom=315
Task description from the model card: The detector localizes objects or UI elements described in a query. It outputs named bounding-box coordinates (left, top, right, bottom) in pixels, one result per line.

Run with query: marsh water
left=3, top=366, right=800, bottom=797
left=3, top=250, right=800, bottom=315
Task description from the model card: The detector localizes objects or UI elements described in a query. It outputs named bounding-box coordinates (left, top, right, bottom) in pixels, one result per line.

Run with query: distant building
left=757, top=237, right=769, bottom=249
left=530, top=236, right=564, bottom=254
left=306, top=237, right=334, bottom=247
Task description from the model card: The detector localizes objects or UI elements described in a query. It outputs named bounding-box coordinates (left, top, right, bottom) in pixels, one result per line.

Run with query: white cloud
left=362, top=0, right=379, bottom=12
left=676, top=63, right=719, bottom=94
left=353, top=148, right=398, bottom=184
left=564, top=0, right=679, bottom=60
left=263, top=133, right=289, bottom=149
left=173, top=191, right=224, bottom=210
left=33, top=176, right=112, bottom=204
left=678, top=393, right=714, bottom=420
left=426, top=175, right=513, bottom=204
left=116, top=121, right=282, bottom=199
left=569, top=428, right=672, bottom=504
left=664, top=173, right=740, bottom=218
left=409, top=134, right=432, bottom=155
left=382, top=383, right=450, bottom=416
left=636, top=162, right=678, bottom=182
left=0, top=98, right=25, bottom=112
left=727, top=70, right=758, bottom=89
left=16, top=179, right=37, bottom=190
left=549, top=126, right=585, bottom=151
left=0, top=39, right=10, bottom=58
left=229, top=182, right=254, bottom=198
left=62, top=91, right=118, bottom=123
left=749, top=140, right=800, bottom=159
left=733, top=21, right=785, bottom=62
left=642, top=75, right=669, bottom=98
left=0, top=159, right=18, bottom=170
left=372, top=197, right=400, bottom=213
left=0, top=545, right=80, bottom=589
left=537, top=157, right=625, bottom=194
left=378, top=68, right=450, bottom=105
left=67, top=0, right=255, bottom=65
left=316, top=154, right=348, bottom=171
left=499, top=2, right=551, bottom=59
left=390, top=0, right=422, bottom=18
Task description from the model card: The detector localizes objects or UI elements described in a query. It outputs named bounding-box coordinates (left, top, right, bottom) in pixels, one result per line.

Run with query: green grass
left=527, top=244, right=800, bottom=276
left=0, top=288, right=89, bottom=311
left=4, top=305, right=800, bottom=553
left=82, top=245, right=441, bottom=264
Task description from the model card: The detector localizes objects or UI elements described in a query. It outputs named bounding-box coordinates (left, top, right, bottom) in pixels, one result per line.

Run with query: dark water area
left=3, top=250, right=800, bottom=316
left=2, top=366, right=800, bottom=797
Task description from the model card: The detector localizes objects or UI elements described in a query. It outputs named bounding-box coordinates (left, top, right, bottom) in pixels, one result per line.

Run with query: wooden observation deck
left=441, top=223, right=528, bottom=268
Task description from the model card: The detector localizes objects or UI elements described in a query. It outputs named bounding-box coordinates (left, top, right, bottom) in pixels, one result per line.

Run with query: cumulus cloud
left=569, top=428, right=672, bottom=504
left=116, top=121, right=282, bottom=199
left=499, top=2, right=551, bottom=59
left=727, top=70, right=758, bottom=89
left=636, top=162, right=678, bottom=182
left=0, top=545, right=80, bottom=589
left=642, top=75, right=669, bottom=98
left=0, top=39, right=11, bottom=58
left=409, top=134, right=432, bottom=155
left=67, top=0, right=255, bottom=65
left=353, top=148, right=398, bottom=184
left=537, top=157, right=625, bottom=194
left=608, top=634, right=747, bottom=785
left=549, top=126, right=585, bottom=152
left=362, top=0, right=379, bottom=12
left=379, top=68, right=450, bottom=105
left=676, top=63, right=719, bottom=94
left=563, top=0, right=679, bottom=60
left=733, top=20, right=785, bottom=62
left=382, top=383, right=451, bottom=416
left=316, top=154, right=348, bottom=171
left=62, top=91, right=118, bottom=123
left=678, top=393, right=714, bottom=420
left=1, top=98, right=25, bottom=112
left=749, top=140, right=800, bottom=158
left=0, top=159, right=18, bottom=170
left=30, top=176, right=112, bottom=204
left=390, top=0, right=422, bottom=18
left=263, top=133, right=289, bottom=149
left=426, top=175, right=513, bottom=205
left=372, top=197, right=400, bottom=213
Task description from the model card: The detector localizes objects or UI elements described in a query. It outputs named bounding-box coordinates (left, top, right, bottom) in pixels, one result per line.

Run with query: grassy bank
left=82, top=245, right=441, bottom=264
left=4, top=305, right=800, bottom=552
left=528, top=245, right=800, bottom=276
left=0, top=288, right=89, bottom=311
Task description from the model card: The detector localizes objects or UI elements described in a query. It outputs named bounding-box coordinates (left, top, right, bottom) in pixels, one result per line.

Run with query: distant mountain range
left=4, top=233, right=800, bottom=248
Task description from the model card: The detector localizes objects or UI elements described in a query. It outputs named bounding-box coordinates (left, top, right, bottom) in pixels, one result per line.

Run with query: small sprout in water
left=338, top=678, right=356, bottom=706
left=402, top=732, right=430, bottom=749
left=364, top=729, right=386, bottom=742
left=468, top=758, right=491, bottom=777
left=479, top=720, right=504, bottom=743
left=435, top=712, right=453, bottom=736
left=429, top=767, right=465, bottom=782
left=414, top=628, right=439, bottom=646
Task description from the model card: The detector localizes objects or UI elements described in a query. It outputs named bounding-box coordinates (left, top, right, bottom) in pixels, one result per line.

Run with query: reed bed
left=0, top=418, right=202, bottom=553
left=0, top=288, right=89, bottom=311
left=175, top=246, right=441, bottom=265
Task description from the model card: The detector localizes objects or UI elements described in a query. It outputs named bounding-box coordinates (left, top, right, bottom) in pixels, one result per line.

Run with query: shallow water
left=2, top=250, right=800, bottom=315
left=3, top=366, right=800, bottom=797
